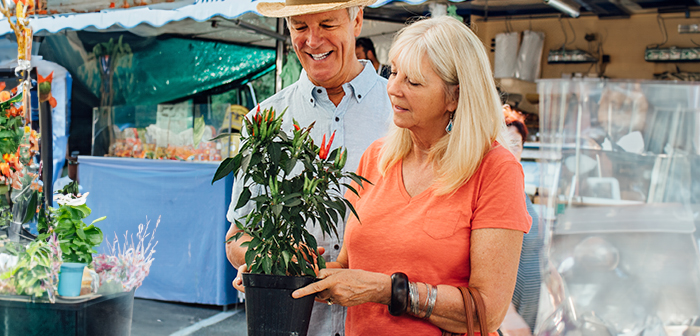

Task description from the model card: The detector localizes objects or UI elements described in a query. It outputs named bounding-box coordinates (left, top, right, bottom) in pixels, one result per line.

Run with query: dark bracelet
left=389, top=272, right=409, bottom=316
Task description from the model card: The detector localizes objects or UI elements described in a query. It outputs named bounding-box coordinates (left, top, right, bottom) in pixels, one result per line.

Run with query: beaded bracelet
left=389, top=272, right=409, bottom=316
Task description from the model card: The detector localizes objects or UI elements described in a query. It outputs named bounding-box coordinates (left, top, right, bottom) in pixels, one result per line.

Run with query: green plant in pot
left=37, top=181, right=105, bottom=297
left=212, top=106, right=366, bottom=336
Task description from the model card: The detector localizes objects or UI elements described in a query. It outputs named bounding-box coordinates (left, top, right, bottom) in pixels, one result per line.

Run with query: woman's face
left=507, top=125, right=523, bottom=161
left=386, top=55, right=457, bottom=134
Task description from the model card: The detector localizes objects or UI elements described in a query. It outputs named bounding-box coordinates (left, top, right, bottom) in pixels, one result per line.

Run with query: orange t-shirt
left=344, top=139, right=531, bottom=336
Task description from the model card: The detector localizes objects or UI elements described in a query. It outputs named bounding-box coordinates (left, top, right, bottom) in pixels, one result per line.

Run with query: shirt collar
left=298, top=60, right=382, bottom=107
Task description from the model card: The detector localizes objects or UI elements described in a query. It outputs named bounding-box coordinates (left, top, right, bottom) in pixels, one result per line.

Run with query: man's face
left=355, top=46, right=368, bottom=60
left=289, top=8, right=363, bottom=88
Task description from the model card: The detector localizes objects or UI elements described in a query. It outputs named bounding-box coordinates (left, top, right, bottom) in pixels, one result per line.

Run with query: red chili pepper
left=293, top=124, right=300, bottom=131
left=318, top=131, right=336, bottom=160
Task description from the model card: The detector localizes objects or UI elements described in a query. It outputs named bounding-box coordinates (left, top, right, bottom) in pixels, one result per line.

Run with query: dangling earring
left=446, top=112, right=455, bottom=133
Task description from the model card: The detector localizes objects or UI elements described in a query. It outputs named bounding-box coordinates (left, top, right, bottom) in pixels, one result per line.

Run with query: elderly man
left=225, top=0, right=391, bottom=335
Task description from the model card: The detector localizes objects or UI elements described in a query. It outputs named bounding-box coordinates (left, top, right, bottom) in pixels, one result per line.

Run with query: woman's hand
left=232, top=264, right=249, bottom=293
left=291, top=268, right=392, bottom=307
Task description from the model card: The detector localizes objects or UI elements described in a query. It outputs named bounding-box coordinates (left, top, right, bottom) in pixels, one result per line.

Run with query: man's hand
left=233, top=264, right=249, bottom=293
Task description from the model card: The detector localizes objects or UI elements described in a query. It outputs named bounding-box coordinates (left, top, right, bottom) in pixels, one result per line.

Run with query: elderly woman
left=292, top=16, right=531, bottom=335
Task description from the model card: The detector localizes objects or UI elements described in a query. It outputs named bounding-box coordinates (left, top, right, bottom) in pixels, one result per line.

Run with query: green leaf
left=272, top=204, right=282, bottom=217
left=20, top=191, right=37, bottom=224
left=342, top=198, right=361, bottom=223
left=76, top=228, right=86, bottom=240
left=240, top=152, right=252, bottom=174
left=283, top=198, right=301, bottom=207
left=282, top=250, right=291, bottom=268
left=244, top=246, right=256, bottom=267
left=74, top=204, right=92, bottom=218
left=235, top=187, right=251, bottom=210
left=210, top=131, right=237, bottom=142
left=193, top=116, right=206, bottom=148
left=262, top=256, right=272, bottom=274
left=269, top=142, right=281, bottom=165
left=212, top=155, right=242, bottom=184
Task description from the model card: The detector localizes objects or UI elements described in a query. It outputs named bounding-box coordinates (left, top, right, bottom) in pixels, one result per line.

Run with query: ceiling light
left=544, top=0, right=580, bottom=18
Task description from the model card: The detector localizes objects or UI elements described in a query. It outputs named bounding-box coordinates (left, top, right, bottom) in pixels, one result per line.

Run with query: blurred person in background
left=500, top=104, right=542, bottom=336
left=356, top=37, right=391, bottom=79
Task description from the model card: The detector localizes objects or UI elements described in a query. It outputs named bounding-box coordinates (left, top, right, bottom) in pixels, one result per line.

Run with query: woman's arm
left=429, top=228, right=523, bottom=333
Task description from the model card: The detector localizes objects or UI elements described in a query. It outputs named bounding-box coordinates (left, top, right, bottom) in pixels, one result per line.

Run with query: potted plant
left=38, top=181, right=105, bottom=297
left=212, top=106, right=366, bottom=336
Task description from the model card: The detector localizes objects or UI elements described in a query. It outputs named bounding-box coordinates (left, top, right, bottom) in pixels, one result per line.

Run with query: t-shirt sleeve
left=471, top=159, right=532, bottom=233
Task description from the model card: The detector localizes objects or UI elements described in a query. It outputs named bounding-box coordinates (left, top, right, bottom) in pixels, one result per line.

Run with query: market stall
left=78, top=156, right=236, bottom=305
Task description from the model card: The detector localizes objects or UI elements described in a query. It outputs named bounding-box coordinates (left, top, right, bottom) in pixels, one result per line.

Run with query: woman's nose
left=386, top=75, right=399, bottom=97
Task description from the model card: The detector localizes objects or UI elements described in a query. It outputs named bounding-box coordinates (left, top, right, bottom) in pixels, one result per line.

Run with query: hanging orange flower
left=0, top=162, right=10, bottom=178
left=0, top=91, right=11, bottom=103
left=38, top=71, right=57, bottom=108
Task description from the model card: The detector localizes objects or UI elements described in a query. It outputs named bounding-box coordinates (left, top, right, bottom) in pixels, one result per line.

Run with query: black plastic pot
left=242, top=273, right=317, bottom=336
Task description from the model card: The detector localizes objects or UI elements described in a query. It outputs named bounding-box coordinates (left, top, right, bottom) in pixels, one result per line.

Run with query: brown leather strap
left=467, top=287, right=489, bottom=336
left=458, top=287, right=474, bottom=336
left=443, top=286, right=489, bottom=336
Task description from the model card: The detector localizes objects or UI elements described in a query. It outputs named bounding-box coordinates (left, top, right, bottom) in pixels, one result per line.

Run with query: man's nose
left=306, top=27, right=324, bottom=48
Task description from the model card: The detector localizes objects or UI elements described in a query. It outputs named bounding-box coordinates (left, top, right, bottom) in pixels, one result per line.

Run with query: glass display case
left=537, top=79, right=700, bottom=336
left=91, top=101, right=247, bottom=161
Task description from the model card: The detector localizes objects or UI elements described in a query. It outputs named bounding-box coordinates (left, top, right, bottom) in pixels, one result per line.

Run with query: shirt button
left=335, top=117, right=340, bottom=122
left=310, top=98, right=314, bottom=103
left=358, top=94, right=362, bottom=99
left=317, top=89, right=322, bottom=93
left=334, top=244, right=340, bottom=250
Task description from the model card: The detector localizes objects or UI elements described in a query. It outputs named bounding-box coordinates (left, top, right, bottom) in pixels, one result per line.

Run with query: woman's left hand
left=291, top=268, right=391, bottom=307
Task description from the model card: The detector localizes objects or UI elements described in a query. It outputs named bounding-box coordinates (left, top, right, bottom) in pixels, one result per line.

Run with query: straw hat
left=257, top=0, right=377, bottom=18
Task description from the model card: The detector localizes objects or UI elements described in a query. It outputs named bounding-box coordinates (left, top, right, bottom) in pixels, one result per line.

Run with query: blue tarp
left=78, top=156, right=237, bottom=305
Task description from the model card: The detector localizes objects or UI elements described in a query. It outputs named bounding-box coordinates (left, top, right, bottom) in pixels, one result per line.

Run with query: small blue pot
left=57, top=262, right=87, bottom=297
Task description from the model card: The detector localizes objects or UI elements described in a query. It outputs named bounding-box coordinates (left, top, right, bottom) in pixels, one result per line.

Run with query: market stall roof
left=1, top=0, right=698, bottom=46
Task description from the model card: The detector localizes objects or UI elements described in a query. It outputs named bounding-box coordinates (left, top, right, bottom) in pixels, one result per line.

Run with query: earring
left=445, top=112, right=455, bottom=133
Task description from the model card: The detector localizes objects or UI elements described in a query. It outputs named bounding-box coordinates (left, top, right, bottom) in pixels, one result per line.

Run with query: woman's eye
left=389, top=71, right=397, bottom=77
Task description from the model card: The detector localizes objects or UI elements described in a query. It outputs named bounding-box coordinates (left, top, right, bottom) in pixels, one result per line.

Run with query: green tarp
left=40, top=32, right=276, bottom=107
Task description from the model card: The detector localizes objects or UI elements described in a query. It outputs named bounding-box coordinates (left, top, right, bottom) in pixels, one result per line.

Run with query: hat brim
left=257, top=0, right=376, bottom=18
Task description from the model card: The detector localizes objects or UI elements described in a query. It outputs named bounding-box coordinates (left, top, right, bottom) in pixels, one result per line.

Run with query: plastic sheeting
left=78, top=156, right=238, bottom=305
left=39, top=32, right=276, bottom=107
left=494, top=32, right=520, bottom=79
left=514, top=30, right=545, bottom=82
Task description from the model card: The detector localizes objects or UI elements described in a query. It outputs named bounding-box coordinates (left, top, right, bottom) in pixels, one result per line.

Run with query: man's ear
left=353, top=7, right=364, bottom=37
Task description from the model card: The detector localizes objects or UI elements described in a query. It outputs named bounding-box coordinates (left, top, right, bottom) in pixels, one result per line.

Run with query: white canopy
left=0, top=0, right=446, bottom=42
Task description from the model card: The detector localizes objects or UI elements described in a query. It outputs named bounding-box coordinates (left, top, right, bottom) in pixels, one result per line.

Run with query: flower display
left=94, top=217, right=159, bottom=292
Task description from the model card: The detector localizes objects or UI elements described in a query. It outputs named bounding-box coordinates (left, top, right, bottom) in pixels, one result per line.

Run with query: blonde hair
left=379, top=16, right=507, bottom=195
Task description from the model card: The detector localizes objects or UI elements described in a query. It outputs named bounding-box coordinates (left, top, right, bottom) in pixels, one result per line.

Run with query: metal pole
left=275, top=18, right=285, bottom=93
left=39, top=99, right=52, bottom=205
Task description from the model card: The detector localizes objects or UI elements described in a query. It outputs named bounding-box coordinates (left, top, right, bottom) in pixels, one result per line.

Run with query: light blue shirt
left=227, top=60, right=392, bottom=336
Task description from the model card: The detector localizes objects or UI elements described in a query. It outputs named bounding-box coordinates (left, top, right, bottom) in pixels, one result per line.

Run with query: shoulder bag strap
left=442, top=286, right=489, bottom=336
left=467, top=287, right=489, bottom=336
